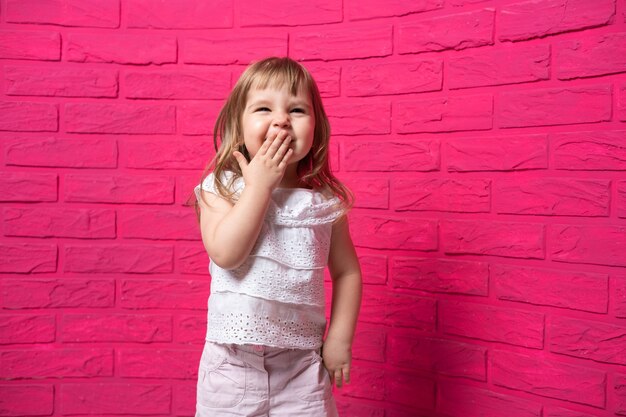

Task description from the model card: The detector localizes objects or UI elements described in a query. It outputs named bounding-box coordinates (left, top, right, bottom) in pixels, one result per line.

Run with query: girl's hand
left=322, top=337, right=352, bottom=388
left=233, top=130, right=293, bottom=192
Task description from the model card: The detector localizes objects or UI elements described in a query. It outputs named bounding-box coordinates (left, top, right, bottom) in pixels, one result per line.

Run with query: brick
left=0, top=243, right=56, bottom=274
left=499, top=85, right=611, bottom=128
left=550, top=316, right=626, bottom=365
left=125, top=68, right=230, bottom=100
left=0, top=315, right=55, bottom=344
left=493, top=264, right=608, bottom=313
left=0, top=172, right=57, bottom=202
left=119, top=348, right=199, bottom=379
left=440, top=301, right=544, bottom=348
left=450, top=0, right=492, bottom=4
left=6, top=136, right=117, bottom=168
left=345, top=0, right=442, bottom=21
left=174, top=384, right=196, bottom=417
left=178, top=101, right=222, bottom=135
left=614, top=276, right=626, bottom=318
left=351, top=213, right=437, bottom=251
left=550, top=224, right=626, bottom=267
left=616, top=374, right=626, bottom=416
left=127, top=0, right=232, bottom=28
left=6, top=0, right=119, bottom=27
left=179, top=244, right=211, bottom=276
left=438, top=382, right=542, bottom=417
left=360, top=291, right=436, bottom=330
left=344, top=59, right=442, bottom=96
left=0, top=348, right=113, bottom=378
left=618, top=182, right=626, bottom=218
left=66, top=33, right=176, bottom=64
left=60, top=383, right=170, bottom=415
left=353, top=324, right=386, bottom=363
left=499, top=0, right=615, bottom=42
left=449, top=44, right=550, bottom=89
left=343, top=138, right=439, bottom=172
left=389, top=331, right=486, bottom=380
left=395, top=93, right=492, bottom=133
left=119, top=209, right=198, bottom=240
left=619, top=84, right=626, bottom=121
left=0, top=30, right=60, bottom=61
left=386, top=371, right=435, bottom=410
left=0, top=101, right=58, bottom=132
left=397, top=8, right=494, bottom=54
left=491, top=350, right=606, bottom=407
left=65, top=174, right=174, bottom=204
left=182, top=31, right=286, bottom=65
left=5, top=65, right=117, bottom=98
left=121, top=279, right=211, bottom=310
left=447, top=134, right=548, bottom=172
left=124, top=137, right=209, bottom=170
left=336, top=401, right=385, bottom=417
left=1, top=278, right=114, bottom=309
left=61, top=314, right=172, bottom=343
left=544, top=407, right=599, bottom=417
left=176, top=315, right=206, bottom=344
left=357, top=254, right=387, bottom=285
left=291, top=24, right=392, bottom=61
left=301, top=62, right=341, bottom=98
left=239, top=0, right=341, bottom=26
left=442, top=219, right=545, bottom=259
left=342, top=177, right=389, bottom=209
left=340, top=366, right=385, bottom=401
left=392, top=257, right=488, bottom=296
left=0, top=385, right=54, bottom=416
left=494, top=178, right=610, bottom=216
left=325, top=99, right=391, bottom=135
left=64, top=245, right=174, bottom=273
left=4, top=207, right=115, bottom=238
left=556, top=32, right=626, bottom=80
left=393, top=178, right=490, bottom=212
left=65, top=102, right=175, bottom=134
left=552, top=130, right=626, bottom=171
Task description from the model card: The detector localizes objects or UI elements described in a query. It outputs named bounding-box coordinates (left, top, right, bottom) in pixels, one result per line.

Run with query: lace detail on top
left=210, top=256, right=325, bottom=306
left=197, top=171, right=343, bottom=349
left=207, top=292, right=326, bottom=349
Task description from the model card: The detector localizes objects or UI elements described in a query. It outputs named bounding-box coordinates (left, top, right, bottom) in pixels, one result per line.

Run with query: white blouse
left=194, top=172, right=342, bottom=349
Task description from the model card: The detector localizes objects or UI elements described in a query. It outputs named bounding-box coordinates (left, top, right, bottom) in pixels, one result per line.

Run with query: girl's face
left=241, top=84, right=315, bottom=165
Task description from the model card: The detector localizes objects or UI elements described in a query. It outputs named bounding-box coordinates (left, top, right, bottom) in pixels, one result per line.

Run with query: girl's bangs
left=249, top=62, right=309, bottom=95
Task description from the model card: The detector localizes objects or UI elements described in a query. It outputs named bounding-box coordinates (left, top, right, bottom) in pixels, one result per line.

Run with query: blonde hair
left=187, top=56, right=353, bottom=222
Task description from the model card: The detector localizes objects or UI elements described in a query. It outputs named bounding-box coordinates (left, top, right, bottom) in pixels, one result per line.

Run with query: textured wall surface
left=1, top=0, right=626, bottom=416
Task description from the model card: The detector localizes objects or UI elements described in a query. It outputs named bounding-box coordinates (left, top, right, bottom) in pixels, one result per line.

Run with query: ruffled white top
left=194, top=171, right=342, bottom=349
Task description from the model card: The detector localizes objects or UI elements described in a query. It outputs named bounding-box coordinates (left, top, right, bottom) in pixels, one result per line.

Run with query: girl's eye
left=256, top=107, right=270, bottom=112
left=291, top=108, right=305, bottom=113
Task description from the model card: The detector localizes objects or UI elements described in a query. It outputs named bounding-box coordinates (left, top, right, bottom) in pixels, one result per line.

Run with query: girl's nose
left=272, top=112, right=290, bottom=128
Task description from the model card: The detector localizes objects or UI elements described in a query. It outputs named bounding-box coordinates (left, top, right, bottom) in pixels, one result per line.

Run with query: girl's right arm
left=198, top=132, right=293, bottom=270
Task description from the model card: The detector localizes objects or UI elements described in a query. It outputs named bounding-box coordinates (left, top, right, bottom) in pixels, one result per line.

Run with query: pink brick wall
left=0, top=0, right=625, bottom=416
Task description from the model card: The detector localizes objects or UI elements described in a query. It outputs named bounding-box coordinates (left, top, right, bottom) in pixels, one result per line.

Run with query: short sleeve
left=194, top=171, right=243, bottom=202
left=193, top=173, right=217, bottom=202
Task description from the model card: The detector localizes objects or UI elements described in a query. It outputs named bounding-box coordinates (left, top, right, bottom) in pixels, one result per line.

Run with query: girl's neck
left=279, top=164, right=306, bottom=189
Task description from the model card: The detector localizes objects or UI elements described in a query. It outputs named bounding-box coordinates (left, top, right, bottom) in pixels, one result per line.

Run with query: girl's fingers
left=272, top=136, right=292, bottom=162
left=264, top=131, right=287, bottom=159
left=333, top=369, right=343, bottom=388
left=277, top=149, right=293, bottom=169
left=233, top=151, right=248, bottom=169
left=342, top=365, right=351, bottom=384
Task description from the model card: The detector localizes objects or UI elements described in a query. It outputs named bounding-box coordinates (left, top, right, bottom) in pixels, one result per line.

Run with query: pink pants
left=195, top=341, right=339, bottom=417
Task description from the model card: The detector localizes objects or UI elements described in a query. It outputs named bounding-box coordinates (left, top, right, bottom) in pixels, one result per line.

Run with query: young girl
left=192, top=56, right=362, bottom=416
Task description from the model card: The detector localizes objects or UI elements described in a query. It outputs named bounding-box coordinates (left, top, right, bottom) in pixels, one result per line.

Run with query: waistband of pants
left=229, top=343, right=321, bottom=356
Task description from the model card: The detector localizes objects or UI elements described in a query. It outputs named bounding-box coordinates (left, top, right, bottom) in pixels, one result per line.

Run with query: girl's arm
left=323, top=215, right=362, bottom=388
left=198, top=133, right=293, bottom=270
